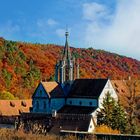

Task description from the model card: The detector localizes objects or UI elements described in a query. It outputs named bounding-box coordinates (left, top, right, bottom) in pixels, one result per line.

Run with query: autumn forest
left=0, top=37, right=140, bottom=99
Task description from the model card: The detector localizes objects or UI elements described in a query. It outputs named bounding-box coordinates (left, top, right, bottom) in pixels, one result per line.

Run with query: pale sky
left=0, top=0, right=140, bottom=60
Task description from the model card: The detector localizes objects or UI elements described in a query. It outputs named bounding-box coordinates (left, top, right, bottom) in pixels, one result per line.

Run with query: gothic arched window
left=43, top=101, right=46, bottom=109
left=36, top=101, right=39, bottom=110
left=40, top=90, right=42, bottom=96
left=65, top=66, right=69, bottom=82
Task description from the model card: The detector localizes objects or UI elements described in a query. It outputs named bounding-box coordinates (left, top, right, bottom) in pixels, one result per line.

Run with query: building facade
left=31, top=32, right=118, bottom=133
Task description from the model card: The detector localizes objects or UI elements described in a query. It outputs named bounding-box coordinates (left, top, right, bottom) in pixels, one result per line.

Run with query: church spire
left=62, top=31, right=71, bottom=60
left=55, top=31, right=80, bottom=85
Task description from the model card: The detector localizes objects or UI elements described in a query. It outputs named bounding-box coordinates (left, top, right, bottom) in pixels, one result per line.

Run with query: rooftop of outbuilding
left=0, top=99, right=32, bottom=116
left=57, top=105, right=96, bottom=114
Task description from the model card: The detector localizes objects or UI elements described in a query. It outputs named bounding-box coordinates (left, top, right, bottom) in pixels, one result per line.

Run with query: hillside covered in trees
left=0, top=37, right=140, bottom=99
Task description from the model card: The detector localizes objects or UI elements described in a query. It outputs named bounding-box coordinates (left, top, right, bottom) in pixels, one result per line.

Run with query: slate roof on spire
left=62, top=31, right=71, bottom=60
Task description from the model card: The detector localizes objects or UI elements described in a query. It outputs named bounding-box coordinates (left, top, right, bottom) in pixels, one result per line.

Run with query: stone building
left=31, top=32, right=118, bottom=133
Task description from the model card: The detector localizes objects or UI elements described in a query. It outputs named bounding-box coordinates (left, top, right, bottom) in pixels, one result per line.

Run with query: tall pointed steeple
left=62, top=31, right=71, bottom=60
left=55, top=31, right=80, bottom=86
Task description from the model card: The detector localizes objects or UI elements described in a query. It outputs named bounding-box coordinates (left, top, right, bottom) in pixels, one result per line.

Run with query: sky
left=0, top=0, right=140, bottom=60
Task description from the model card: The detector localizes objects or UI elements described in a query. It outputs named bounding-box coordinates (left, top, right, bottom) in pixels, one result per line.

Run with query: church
left=31, top=31, right=118, bottom=133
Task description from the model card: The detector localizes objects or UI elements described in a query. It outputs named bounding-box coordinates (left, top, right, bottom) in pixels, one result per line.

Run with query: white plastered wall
left=88, top=118, right=95, bottom=133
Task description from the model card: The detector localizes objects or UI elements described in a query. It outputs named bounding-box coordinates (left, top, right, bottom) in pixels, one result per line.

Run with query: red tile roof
left=0, top=99, right=32, bottom=116
left=111, top=80, right=140, bottom=107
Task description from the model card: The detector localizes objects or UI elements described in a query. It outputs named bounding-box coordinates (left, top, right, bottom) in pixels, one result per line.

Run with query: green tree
left=97, top=92, right=115, bottom=126
left=0, top=91, right=17, bottom=100
left=97, top=92, right=127, bottom=133
left=2, top=69, right=12, bottom=88
left=23, top=59, right=40, bottom=88
left=112, top=102, right=127, bottom=133
left=49, top=75, right=55, bottom=81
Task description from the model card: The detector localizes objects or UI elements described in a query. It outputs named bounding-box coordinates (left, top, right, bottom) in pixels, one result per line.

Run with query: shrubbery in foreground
left=0, top=128, right=88, bottom=140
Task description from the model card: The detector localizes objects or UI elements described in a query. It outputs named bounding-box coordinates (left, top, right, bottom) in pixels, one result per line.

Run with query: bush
left=0, top=91, right=17, bottom=100
left=0, top=128, right=78, bottom=140
left=95, top=125, right=120, bottom=134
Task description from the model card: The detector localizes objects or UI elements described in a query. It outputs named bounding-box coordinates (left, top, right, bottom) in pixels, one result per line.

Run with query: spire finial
left=65, top=31, right=69, bottom=38
left=66, top=24, right=68, bottom=32
left=62, top=26, right=71, bottom=60
left=65, top=25, right=69, bottom=38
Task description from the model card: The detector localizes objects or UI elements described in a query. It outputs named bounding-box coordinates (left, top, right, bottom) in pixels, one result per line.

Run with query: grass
left=0, top=128, right=90, bottom=140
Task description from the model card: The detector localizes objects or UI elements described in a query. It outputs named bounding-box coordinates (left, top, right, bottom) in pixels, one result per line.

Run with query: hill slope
left=0, top=37, right=140, bottom=99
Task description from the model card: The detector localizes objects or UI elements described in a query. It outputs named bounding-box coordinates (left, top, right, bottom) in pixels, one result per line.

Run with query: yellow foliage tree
left=95, top=125, right=120, bottom=134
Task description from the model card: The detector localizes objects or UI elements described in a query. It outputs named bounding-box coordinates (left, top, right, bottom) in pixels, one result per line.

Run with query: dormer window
left=89, top=102, right=92, bottom=106
left=79, top=101, right=82, bottom=105
left=21, top=101, right=26, bottom=107
left=90, top=125, right=92, bottom=128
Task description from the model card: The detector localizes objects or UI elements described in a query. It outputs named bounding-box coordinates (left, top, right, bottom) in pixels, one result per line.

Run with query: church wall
left=88, top=118, right=95, bottom=133
left=32, top=98, right=50, bottom=113
left=50, top=98, right=65, bottom=113
left=91, top=109, right=98, bottom=124
left=32, top=83, right=51, bottom=113
left=90, top=80, right=118, bottom=126
left=32, top=98, right=65, bottom=114
left=33, top=83, right=49, bottom=98
left=66, top=98, right=98, bottom=107
left=98, top=79, right=118, bottom=108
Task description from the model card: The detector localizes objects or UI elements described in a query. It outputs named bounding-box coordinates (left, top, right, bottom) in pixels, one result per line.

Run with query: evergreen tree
left=112, top=101, right=127, bottom=133
left=97, top=92, right=115, bottom=126
left=97, top=92, right=127, bottom=133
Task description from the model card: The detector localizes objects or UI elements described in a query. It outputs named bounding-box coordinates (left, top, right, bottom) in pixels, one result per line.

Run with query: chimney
left=128, top=76, right=131, bottom=81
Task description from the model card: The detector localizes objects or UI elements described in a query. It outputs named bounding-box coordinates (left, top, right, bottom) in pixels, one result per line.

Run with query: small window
left=19, top=109, right=23, bottom=114
left=43, top=101, right=46, bottom=109
left=69, top=101, right=72, bottom=105
left=121, top=89, right=125, bottom=93
left=79, top=101, right=82, bottom=105
left=21, top=101, right=26, bottom=107
left=90, top=125, right=92, bottom=128
left=89, top=102, right=92, bottom=106
left=10, top=101, right=15, bottom=107
left=40, top=90, right=42, bottom=95
left=114, top=83, right=118, bottom=88
left=36, top=101, right=39, bottom=109
left=116, top=88, right=119, bottom=93
left=53, top=101, right=56, bottom=106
